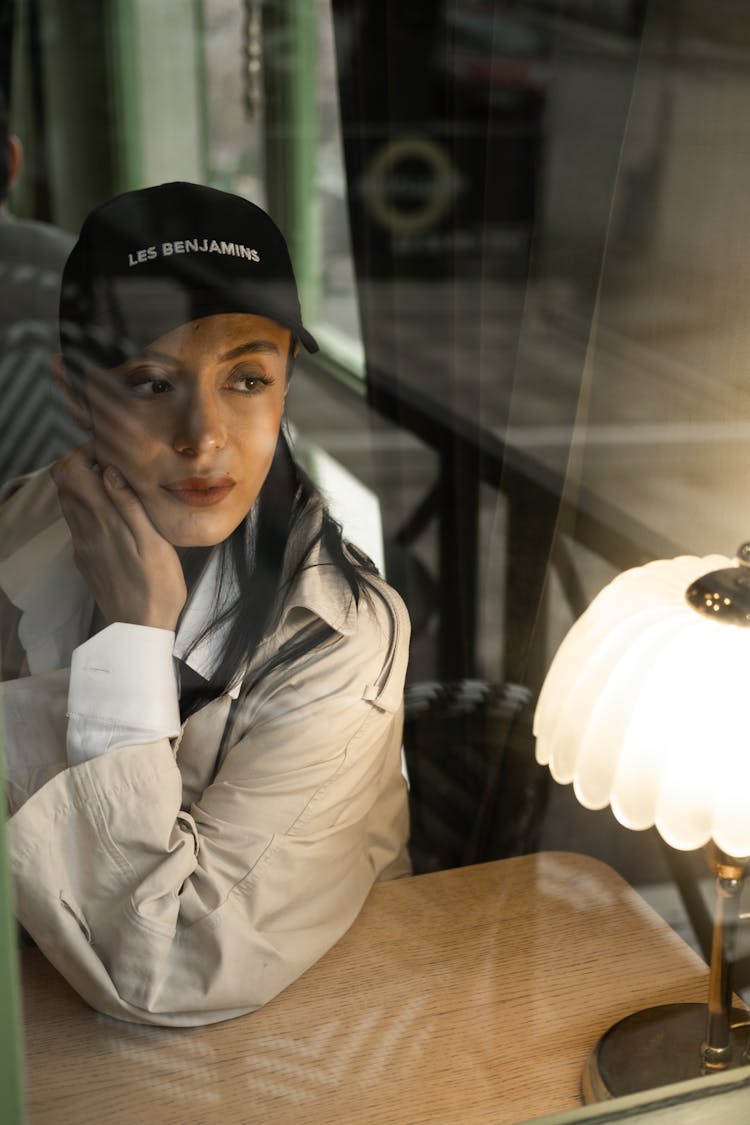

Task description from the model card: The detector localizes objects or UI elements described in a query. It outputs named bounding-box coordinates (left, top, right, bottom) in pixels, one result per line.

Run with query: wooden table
left=21, top=853, right=710, bottom=1125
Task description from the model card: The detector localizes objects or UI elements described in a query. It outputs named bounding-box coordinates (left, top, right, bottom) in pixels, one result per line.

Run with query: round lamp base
left=582, top=1003, right=750, bottom=1104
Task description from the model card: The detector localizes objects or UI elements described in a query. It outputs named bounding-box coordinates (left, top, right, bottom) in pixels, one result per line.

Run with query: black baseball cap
left=59, top=181, right=318, bottom=371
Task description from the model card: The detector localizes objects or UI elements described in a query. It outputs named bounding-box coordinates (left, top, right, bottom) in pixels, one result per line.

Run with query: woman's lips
left=161, top=476, right=236, bottom=508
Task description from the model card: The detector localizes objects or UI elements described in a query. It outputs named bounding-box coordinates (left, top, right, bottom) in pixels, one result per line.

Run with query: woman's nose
left=173, top=388, right=227, bottom=455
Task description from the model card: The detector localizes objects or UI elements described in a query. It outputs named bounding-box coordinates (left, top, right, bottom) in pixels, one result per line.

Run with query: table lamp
left=533, top=545, right=750, bottom=1102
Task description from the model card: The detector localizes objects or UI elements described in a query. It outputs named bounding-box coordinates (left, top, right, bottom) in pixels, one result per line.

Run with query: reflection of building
left=0, top=208, right=79, bottom=485
left=337, top=2, right=551, bottom=277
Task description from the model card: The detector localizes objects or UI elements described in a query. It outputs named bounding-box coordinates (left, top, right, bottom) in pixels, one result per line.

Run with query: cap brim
left=296, top=325, right=319, bottom=353
left=63, top=273, right=319, bottom=363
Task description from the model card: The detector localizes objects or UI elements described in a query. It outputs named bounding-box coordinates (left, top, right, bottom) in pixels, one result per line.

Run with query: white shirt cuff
left=67, top=623, right=181, bottom=766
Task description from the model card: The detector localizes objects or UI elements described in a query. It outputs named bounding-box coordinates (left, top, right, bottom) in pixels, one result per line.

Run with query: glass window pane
left=4, top=1, right=750, bottom=1121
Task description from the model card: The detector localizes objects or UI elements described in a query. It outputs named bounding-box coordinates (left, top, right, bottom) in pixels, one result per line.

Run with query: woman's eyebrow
left=218, top=341, right=282, bottom=362
left=129, top=340, right=282, bottom=367
left=136, top=349, right=179, bottom=365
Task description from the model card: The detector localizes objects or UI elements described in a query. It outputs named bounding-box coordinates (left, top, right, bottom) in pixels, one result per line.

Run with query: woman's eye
left=128, top=371, right=173, bottom=397
left=229, top=370, right=272, bottom=394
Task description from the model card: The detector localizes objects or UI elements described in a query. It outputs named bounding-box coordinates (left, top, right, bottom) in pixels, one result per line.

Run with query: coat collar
left=0, top=469, right=358, bottom=688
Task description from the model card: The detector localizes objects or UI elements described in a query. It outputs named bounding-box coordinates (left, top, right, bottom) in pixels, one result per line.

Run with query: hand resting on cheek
left=51, top=445, right=187, bottom=632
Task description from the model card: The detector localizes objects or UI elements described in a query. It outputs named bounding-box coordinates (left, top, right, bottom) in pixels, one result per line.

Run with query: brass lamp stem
left=702, top=855, right=747, bottom=1070
left=583, top=849, right=750, bottom=1102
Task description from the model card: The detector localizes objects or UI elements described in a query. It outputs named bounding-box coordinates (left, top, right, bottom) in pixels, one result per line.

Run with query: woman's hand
left=51, top=446, right=187, bottom=631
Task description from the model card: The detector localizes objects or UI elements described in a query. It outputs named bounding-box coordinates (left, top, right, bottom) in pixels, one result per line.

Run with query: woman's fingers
left=55, top=452, right=147, bottom=553
left=98, top=465, right=187, bottom=628
left=51, top=446, right=109, bottom=531
left=52, top=443, right=105, bottom=495
left=51, top=450, right=187, bottom=630
left=101, top=464, right=164, bottom=554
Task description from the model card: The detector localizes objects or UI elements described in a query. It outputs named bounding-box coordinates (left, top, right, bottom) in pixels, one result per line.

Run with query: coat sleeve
left=7, top=587, right=411, bottom=1026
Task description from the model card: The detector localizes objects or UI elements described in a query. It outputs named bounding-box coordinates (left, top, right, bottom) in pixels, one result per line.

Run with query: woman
left=0, top=182, right=411, bottom=1026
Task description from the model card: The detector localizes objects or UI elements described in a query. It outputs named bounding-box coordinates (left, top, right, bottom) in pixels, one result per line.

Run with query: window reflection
left=5, top=0, right=750, bottom=1119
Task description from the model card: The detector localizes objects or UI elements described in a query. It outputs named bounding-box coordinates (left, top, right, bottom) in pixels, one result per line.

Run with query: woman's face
left=82, top=313, right=291, bottom=547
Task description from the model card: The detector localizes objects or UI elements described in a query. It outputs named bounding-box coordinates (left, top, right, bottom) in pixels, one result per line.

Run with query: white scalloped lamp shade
left=534, top=553, right=750, bottom=858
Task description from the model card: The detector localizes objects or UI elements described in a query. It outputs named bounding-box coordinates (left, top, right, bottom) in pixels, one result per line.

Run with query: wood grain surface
left=20, top=852, right=710, bottom=1125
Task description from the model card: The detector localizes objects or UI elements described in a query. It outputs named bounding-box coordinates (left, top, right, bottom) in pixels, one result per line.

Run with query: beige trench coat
left=0, top=469, right=411, bottom=1026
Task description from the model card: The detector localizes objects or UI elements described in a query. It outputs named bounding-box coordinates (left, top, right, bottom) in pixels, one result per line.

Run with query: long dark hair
left=179, top=427, right=379, bottom=723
